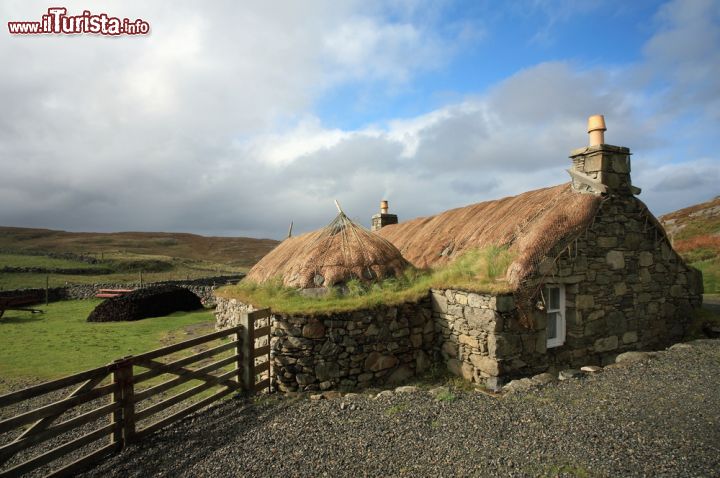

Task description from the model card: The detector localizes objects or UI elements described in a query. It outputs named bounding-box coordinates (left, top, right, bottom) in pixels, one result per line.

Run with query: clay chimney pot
left=587, top=115, right=606, bottom=146
left=380, top=200, right=389, bottom=215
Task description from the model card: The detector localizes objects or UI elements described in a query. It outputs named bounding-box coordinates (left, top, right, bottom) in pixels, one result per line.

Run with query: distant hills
left=2, top=195, right=717, bottom=293
left=659, top=196, right=720, bottom=294
left=659, top=196, right=720, bottom=262
left=0, top=226, right=279, bottom=268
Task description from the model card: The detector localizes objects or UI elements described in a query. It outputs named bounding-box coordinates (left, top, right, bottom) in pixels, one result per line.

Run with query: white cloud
left=635, top=158, right=720, bottom=215
left=245, top=117, right=352, bottom=166
left=323, top=16, right=444, bottom=83
left=0, top=0, right=717, bottom=239
left=642, top=0, right=720, bottom=119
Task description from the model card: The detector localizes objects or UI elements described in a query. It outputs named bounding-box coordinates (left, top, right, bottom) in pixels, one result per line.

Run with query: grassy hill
left=0, top=226, right=279, bottom=289
left=659, top=196, right=720, bottom=294
left=0, top=227, right=278, bottom=266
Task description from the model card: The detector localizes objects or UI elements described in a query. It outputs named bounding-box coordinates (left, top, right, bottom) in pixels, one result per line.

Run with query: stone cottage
left=216, top=115, right=703, bottom=390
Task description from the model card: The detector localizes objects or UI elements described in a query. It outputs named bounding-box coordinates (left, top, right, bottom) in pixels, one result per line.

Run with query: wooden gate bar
left=113, top=358, right=135, bottom=446
left=0, top=383, right=116, bottom=433
left=254, top=379, right=271, bottom=392
left=254, top=326, right=271, bottom=337
left=130, top=327, right=241, bottom=362
left=132, top=354, right=238, bottom=403
left=251, top=309, right=272, bottom=394
left=15, top=373, right=110, bottom=443
left=0, top=365, right=114, bottom=408
left=253, top=361, right=270, bottom=375
left=46, top=442, right=117, bottom=478
left=0, top=424, right=116, bottom=478
left=0, top=402, right=120, bottom=465
left=135, top=368, right=239, bottom=422
left=132, top=340, right=238, bottom=384
left=135, top=386, right=234, bottom=440
left=0, top=320, right=272, bottom=477
left=239, top=312, right=252, bottom=393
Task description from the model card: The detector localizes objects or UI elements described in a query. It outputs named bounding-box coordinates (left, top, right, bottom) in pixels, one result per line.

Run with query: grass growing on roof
left=217, top=246, right=514, bottom=314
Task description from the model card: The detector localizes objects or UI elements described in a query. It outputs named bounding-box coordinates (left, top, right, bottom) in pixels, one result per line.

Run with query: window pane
left=547, top=312, right=558, bottom=339
left=549, top=287, right=560, bottom=310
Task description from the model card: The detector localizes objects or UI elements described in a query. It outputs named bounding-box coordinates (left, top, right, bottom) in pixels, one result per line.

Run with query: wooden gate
left=0, top=308, right=272, bottom=477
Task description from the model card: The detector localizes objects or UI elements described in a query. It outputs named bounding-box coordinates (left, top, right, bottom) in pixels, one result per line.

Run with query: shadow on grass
left=0, top=315, right=46, bottom=324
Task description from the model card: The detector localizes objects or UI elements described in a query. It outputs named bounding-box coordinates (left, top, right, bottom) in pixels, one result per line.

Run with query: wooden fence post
left=238, top=312, right=252, bottom=395
left=111, top=362, right=123, bottom=450
left=235, top=324, right=243, bottom=390
left=112, top=357, right=136, bottom=447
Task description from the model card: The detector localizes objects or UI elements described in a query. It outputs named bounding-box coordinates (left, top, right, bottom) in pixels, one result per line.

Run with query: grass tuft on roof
left=216, top=246, right=514, bottom=315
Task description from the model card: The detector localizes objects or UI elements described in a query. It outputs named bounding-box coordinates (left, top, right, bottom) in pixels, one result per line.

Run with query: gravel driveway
left=82, top=339, right=720, bottom=477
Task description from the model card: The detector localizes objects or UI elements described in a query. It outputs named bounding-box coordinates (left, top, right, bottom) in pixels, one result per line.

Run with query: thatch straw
left=377, top=183, right=602, bottom=288
left=245, top=209, right=408, bottom=289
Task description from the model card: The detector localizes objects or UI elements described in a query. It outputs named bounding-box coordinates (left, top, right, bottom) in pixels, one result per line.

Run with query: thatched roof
left=377, top=183, right=602, bottom=288
left=245, top=210, right=408, bottom=289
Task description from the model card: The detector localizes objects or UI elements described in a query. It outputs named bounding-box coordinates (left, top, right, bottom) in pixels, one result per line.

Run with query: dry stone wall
left=430, top=289, right=514, bottom=389
left=0, top=287, right=67, bottom=303
left=496, top=194, right=703, bottom=378
left=1, top=276, right=243, bottom=306
left=215, top=297, right=434, bottom=392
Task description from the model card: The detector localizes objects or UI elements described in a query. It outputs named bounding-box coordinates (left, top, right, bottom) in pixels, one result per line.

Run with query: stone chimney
left=371, top=200, right=398, bottom=231
left=567, top=115, right=641, bottom=196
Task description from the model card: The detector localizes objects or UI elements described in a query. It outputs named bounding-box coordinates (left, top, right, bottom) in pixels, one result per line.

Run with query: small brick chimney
left=371, top=200, right=398, bottom=231
left=567, top=115, right=641, bottom=196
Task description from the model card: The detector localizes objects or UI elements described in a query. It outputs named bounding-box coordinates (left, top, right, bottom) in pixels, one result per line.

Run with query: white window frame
left=544, top=284, right=566, bottom=348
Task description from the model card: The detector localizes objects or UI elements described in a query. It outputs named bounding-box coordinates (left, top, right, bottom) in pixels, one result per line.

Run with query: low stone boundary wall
left=0, top=287, right=67, bottom=303
left=1, top=275, right=244, bottom=307
left=1, top=266, right=112, bottom=274
left=215, top=296, right=434, bottom=392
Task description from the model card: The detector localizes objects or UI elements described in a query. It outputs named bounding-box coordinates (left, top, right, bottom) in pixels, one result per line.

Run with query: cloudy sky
left=1, top=0, right=718, bottom=239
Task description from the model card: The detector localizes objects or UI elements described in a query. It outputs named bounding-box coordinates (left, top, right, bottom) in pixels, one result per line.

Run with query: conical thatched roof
left=245, top=209, right=408, bottom=289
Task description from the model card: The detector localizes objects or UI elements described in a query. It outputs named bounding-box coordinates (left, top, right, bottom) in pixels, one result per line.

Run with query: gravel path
left=82, top=339, right=720, bottom=478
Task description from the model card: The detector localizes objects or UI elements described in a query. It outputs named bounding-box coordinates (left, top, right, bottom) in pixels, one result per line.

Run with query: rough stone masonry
left=214, top=120, right=703, bottom=390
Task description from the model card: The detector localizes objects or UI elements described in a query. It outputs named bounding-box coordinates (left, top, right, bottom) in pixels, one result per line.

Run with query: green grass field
left=0, top=299, right=217, bottom=391
left=0, top=225, right=278, bottom=290
left=692, top=259, right=720, bottom=295
left=0, top=226, right=278, bottom=267
left=0, top=270, right=243, bottom=290
left=0, top=252, right=247, bottom=290
left=0, top=253, right=107, bottom=269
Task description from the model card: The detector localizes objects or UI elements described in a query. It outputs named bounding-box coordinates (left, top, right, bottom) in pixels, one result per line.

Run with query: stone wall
left=0, top=287, right=67, bottom=303
left=1, top=266, right=112, bottom=274
left=214, top=296, right=257, bottom=329
left=493, top=194, right=703, bottom=379
left=1, top=275, right=243, bottom=306
left=431, top=289, right=514, bottom=389
left=215, top=296, right=434, bottom=392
